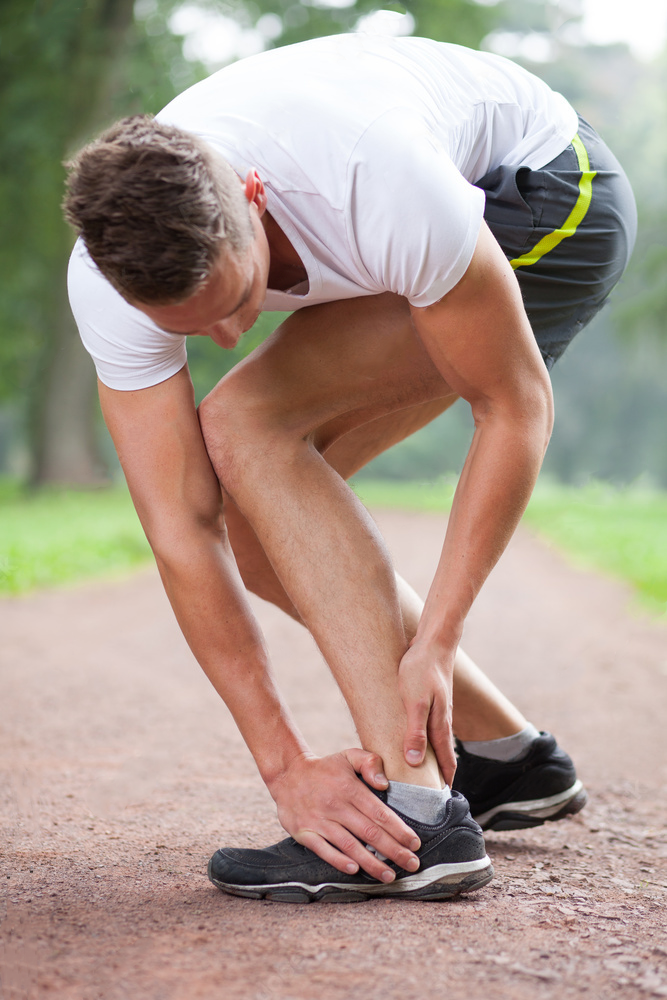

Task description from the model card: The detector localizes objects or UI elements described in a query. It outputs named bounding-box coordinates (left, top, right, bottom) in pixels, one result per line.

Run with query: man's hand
left=268, top=750, right=422, bottom=882
left=398, top=641, right=457, bottom=786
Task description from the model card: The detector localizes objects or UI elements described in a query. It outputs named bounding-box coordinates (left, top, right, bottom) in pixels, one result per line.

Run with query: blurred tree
left=267, top=0, right=500, bottom=49
left=607, top=49, right=667, bottom=347
left=353, top=8, right=667, bottom=486
left=0, top=0, right=196, bottom=484
left=0, top=0, right=503, bottom=484
left=492, top=30, right=666, bottom=350
left=169, top=0, right=504, bottom=54
left=535, top=42, right=667, bottom=485
left=1, top=0, right=135, bottom=483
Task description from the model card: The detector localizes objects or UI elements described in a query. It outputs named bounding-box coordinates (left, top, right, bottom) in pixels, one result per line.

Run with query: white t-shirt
left=68, top=34, right=577, bottom=391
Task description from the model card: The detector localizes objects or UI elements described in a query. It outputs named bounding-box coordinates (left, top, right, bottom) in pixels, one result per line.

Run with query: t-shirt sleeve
left=67, top=240, right=188, bottom=391
left=346, top=110, right=486, bottom=307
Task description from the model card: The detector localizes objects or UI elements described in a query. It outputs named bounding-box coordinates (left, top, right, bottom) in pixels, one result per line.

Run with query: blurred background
left=0, top=0, right=665, bottom=488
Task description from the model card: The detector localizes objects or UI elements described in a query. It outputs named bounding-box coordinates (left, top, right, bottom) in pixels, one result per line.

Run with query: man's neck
left=263, top=212, right=308, bottom=292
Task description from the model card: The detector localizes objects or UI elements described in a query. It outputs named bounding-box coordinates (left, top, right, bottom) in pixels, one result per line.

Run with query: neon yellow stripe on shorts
left=510, top=134, right=597, bottom=270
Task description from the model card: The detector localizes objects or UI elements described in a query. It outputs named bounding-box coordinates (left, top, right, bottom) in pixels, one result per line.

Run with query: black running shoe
left=452, top=731, right=587, bottom=831
left=208, top=790, right=493, bottom=903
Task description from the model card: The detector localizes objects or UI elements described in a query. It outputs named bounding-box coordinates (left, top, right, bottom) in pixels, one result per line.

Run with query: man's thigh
left=217, top=292, right=455, bottom=452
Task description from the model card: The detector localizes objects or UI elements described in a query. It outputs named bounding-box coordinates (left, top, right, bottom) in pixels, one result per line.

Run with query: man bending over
left=64, top=33, right=636, bottom=902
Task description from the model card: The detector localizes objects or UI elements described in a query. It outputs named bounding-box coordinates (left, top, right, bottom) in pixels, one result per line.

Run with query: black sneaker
left=208, top=790, right=493, bottom=903
left=452, top=731, right=587, bottom=831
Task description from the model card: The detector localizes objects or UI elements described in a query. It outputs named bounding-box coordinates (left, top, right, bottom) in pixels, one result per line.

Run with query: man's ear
left=243, top=169, right=267, bottom=216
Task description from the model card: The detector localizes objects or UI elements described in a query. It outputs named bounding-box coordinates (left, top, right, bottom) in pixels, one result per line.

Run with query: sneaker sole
left=474, top=780, right=587, bottom=831
left=208, top=856, right=494, bottom=903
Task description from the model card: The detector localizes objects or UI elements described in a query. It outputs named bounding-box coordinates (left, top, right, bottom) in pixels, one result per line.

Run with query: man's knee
left=198, top=369, right=299, bottom=497
left=198, top=382, right=255, bottom=493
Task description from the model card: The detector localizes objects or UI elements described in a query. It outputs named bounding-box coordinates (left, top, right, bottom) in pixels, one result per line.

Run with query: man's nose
left=206, top=319, right=243, bottom=349
left=241, top=306, right=262, bottom=334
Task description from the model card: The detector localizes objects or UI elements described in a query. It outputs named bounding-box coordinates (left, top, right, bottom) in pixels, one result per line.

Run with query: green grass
left=353, top=477, right=457, bottom=513
left=2, top=477, right=666, bottom=620
left=353, top=477, right=667, bottom=618
left=523, top=481, right=667, bottom=618
left=0, top=480, right=151, bottom=595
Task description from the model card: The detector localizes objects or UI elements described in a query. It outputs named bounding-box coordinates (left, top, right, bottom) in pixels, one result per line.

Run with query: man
left=65, top=33, right=636, bottom=903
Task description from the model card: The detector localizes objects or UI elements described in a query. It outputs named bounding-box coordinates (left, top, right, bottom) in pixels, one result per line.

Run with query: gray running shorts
left=476, top=116, right=637, bottom=369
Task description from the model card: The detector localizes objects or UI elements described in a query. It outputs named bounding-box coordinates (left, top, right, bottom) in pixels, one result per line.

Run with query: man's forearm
left=154, top=533, right=311, bottom=789
left=97, top=372, right=311, bottom=791
left=409, top=221, right=554, bottom=656
left=395, top=399, right=551, bottom=779
left=416, top=402, right=551, bottom=650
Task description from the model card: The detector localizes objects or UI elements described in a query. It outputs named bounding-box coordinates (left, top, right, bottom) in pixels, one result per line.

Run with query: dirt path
left=1, top=510, right=667, bottom=1000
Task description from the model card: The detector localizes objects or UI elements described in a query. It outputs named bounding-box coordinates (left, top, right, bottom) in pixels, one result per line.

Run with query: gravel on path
left=1, top=510, right=666, bottom=1000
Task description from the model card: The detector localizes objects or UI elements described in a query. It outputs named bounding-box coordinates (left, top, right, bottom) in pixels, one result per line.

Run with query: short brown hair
left=63, top=115, right=252, bottom=304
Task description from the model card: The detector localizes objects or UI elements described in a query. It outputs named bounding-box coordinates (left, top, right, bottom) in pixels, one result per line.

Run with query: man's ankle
left=460, top=723, right=541, bottom=763
left=386, top=780, right=451, bottom=825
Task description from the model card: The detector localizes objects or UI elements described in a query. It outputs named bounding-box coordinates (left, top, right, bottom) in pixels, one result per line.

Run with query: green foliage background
left=354, top=477, right=667, bottom=616
left=0, top=6, right=665, bottom=609
left=0, top=0, right=665, bottom=485
left=2, top=477, right=665, bottom=620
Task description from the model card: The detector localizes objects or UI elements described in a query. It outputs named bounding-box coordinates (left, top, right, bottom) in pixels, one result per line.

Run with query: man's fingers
left=403, top=697, right=431, bottom=767
left=322, top=821, right=400, bottom=881
left=297, top=806, right=421, bottom=880
left=355, top=823, right=422, bottom=873
left=343, top=748, right=388, bottom=790
left=349, top=783, right=421, bottom=852
left=294, top=829, right=361, bottom=876
left=320, top=812, right=422, bottom=881
left=296, top=825, right=397, bottom=882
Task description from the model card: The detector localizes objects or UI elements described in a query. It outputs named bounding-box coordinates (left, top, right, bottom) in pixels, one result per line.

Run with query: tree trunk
left=31, top=269, right=108, bottom=486
left=30, top=0, right=137, bottom=486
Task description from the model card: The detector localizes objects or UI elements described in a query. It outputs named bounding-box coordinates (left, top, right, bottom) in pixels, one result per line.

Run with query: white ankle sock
left=386, top=780, right=451, bottom=825
left=461, top=723, right=541, bottom=763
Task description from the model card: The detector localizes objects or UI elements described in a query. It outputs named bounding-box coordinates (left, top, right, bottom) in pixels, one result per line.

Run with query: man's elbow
left=518, top=374, right=554, bottom=455
left=142, top=500, right=226, bottom=574
left=472, top=369, right=554, bottom=452
left=536, top=368, right=555, bottom=454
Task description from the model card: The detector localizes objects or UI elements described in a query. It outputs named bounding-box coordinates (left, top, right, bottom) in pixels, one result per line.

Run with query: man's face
left=134, top=207, right=270, bottom=349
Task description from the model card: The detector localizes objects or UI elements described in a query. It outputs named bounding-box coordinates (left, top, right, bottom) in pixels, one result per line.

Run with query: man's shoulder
left=68, top=241, right=188, bottom=393
left=68, top=239, right=124, bottom=321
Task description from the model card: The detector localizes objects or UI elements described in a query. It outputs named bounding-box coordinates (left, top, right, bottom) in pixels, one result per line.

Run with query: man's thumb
left=403, top=699, right=430, bottom=766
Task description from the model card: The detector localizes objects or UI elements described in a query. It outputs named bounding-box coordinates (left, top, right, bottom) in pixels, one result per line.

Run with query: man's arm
left=99, top=366, right=308, bottom=785
left=99, top=365, right=421, bottom=878
left=401, top=220, right=554, bottom=781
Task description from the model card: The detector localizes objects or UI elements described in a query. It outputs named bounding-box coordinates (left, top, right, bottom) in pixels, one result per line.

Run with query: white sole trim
left=216, top=855, right=491, bottom=897
left=474, top=779, right=584, bottom=827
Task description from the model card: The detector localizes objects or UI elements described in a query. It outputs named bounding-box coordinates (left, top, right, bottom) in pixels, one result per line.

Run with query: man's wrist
left=412, top=620, right=462, bottom=657
left=256, top=737, right=314, bottom=795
